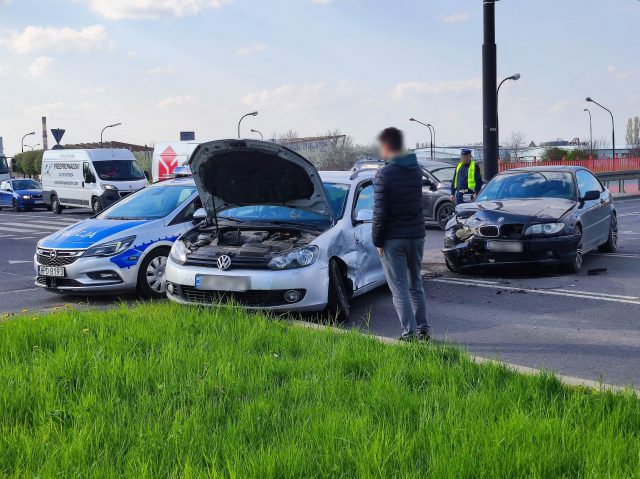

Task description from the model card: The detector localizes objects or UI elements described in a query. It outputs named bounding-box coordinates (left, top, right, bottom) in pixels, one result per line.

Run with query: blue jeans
left=380, top=238, right=429, bottom=338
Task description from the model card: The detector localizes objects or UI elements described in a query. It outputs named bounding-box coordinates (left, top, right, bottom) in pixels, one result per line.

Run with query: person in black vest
left=450, top=149, right=483, bottom=205
left=372, top=127, right=429, bottom=341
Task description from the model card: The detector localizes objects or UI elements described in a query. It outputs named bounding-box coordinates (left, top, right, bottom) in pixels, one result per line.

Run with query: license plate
left=38, top=266, right=65, bottom=277
left=195, top=275, right=250, bottom=292
left=487, top=241, right=523, bottom=253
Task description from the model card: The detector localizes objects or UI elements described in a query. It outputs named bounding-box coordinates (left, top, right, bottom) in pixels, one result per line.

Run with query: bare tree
left=504, top=131, right=527, bottom=161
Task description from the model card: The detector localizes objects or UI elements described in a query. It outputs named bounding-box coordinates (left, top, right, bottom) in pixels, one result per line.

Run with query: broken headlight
left=268, top=245, right=319, bottom=270
left=524, top=223, right=565, bottom=236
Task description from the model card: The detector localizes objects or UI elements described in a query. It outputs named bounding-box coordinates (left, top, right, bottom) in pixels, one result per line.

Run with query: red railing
left=498, top=157, right=640, bottom=174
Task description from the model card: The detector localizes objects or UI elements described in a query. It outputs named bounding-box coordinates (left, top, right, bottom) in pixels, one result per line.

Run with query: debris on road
left=587, top=268, right=608, bottom=276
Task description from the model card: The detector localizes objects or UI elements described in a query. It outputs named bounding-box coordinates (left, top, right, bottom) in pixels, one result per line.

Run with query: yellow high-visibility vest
left=454, top=161, right=476, bottom=190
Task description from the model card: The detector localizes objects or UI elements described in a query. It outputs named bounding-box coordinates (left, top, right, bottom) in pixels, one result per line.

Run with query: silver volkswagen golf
left=165, top=139, right=386, bottom=319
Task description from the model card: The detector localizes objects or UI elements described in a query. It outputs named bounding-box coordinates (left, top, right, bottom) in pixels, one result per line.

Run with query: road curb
left=294, top=320, right=639, bottom=396
left=612, top=193, right=640, bottom=201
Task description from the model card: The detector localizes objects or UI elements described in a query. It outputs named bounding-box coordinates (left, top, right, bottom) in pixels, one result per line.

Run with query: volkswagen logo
left=48, top=250, right=57, bottom=259
left=217, top=255, right=232, bottom=271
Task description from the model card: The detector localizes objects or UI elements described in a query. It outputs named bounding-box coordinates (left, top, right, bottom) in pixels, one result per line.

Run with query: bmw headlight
left=21, top=195, right=31, bottom=200
left=268, top=245, right=319, bottom=270
left=82, top=236, right=136, bottom=257
left=169, top=240, right=191, bottom=265
left=101, top=184, right=117, bottom=191
left=524, top=223, right=565, bottom=236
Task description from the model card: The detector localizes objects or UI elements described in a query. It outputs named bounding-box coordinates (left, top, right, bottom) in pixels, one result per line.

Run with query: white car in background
left=165, top=139, right=386, bottom=319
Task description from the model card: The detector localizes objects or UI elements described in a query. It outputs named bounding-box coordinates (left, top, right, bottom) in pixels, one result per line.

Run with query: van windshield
left=93, top=160, right=145, bottom=181
left=0, top=157, right=8, bottom=175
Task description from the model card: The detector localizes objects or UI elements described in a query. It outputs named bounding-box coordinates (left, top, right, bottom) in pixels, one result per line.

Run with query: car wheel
left=137, top=248, right=170, bottom=299
left=445, top=258, right=462, bottom=274
left=12, top=199, right=22, bottom=212
left=562, top=227, right=583, bottom=274
left=51, top=195, right=63, bottom=214
left=598, top=214, right=618, bottom=253
left=325, top=259, right=350, bottom=323
left=436, top=202, right=455, bottom=230
left=91, top=196, right=102, bottom=213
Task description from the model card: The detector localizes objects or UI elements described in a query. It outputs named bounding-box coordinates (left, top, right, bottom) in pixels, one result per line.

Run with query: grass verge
left=1, top=303, right=639, bottom=477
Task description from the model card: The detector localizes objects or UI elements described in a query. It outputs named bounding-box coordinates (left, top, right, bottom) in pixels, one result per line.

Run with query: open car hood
left=189, top=139, right=332, bottom=220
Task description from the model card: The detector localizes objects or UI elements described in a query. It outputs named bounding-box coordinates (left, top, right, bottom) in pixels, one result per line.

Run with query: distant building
left=539, top=139, right=571, bottom=147
left=276, top=135, right=347, bottom=152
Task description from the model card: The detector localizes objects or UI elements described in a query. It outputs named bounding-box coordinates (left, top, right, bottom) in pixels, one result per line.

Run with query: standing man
left=372, top=127, right=429, bottom=341
left=450, top=149, right=483, bottom=205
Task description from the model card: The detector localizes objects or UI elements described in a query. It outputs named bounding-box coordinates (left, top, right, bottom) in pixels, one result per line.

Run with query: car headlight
left=101, top=184, right=117, bottom=191
left=524, top=223, right=565, bottom=236
left=21, top=195, right=31, bottom=200
left=268, top=245, right=319, bottom=270
left=169, top=240, right=191, bottom=265
left=82, top=236, right=136, bottom=257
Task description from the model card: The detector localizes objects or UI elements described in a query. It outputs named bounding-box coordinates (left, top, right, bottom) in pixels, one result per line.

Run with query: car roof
left=501, top=165, right=586, bottom=174
left=320, top=170, right=375, bottom=183
left=419, top=160, right=455, bottom=171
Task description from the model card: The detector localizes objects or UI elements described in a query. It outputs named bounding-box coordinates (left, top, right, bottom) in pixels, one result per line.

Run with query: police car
left=34, top=174, right=201, bottom=298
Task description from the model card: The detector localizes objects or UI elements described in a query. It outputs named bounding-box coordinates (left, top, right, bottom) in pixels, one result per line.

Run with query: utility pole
left=483, top=0, right=498, bottom=180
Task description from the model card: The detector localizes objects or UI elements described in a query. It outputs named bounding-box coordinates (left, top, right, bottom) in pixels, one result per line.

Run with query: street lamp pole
left=586, top=97, right=615, bottom=160
left=100, top=122, right=123, bottom=146
left=496, top=73, right=520, bottom=158
left=409, top=118, right=433, bottom=159
left=21, top=131, right=35, bottom=153
left=250, top=128, right=264, bottom=140
left=238, top=111, right=258, bottom=138
left=483, top=0, right=498, bottom=180
left=583, top=108, right=593, bottom=155
left=427, top=124, right=436, bottom=159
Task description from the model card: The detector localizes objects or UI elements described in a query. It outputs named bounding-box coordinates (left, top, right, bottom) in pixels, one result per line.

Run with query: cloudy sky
left=0, top=0, right=639, bottom=154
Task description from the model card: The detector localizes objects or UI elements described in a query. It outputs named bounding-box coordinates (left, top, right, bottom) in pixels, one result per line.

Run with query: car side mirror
left=580, top=190, right=600, bottom=202
left=355, top=208, right=373, bottom=223
left=193, top=207, right=207, bottom=221
left=84, top=174, right=95, bottom=184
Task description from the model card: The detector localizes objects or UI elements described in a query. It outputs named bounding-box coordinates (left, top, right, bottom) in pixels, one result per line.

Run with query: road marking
left=0, top=223, right=64, bottom=232
left=0, top=234, right=16, bottom=238
left=439, top=277, right=498, bottom=285
left=431, top=278, right=640, bottom=306
left=618, top=211, right=640, bottom=217
left=21, top=237, right=36, bottom=240
left=0, top=287, right=38, bottom=295
left=592, top=253, right=640, bottom=259
left=22, top=220, right=77, bottom=227
left=8, top=260, right=32, bottom=264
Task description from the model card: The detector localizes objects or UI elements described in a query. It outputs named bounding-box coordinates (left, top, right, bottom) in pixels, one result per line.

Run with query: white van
left=41, top=149, right=148, bottom=214
left=151, top=141, right=201, bottom=183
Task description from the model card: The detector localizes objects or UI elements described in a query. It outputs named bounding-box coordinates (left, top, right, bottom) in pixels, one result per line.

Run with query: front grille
left=478, top=225, right=499, bottom=238
left=36, top=249, right=83, bottom=266
left=500, top=224, right=524, bottom=239
left=31, top=194, right=43, bottom=200
left=36, top=276, right=82, bottom=288
left=174, top=285, right=306, bottom=307
left=119, top=191, right=132, bottom=199
left=184, top=255, right=270, bottom=269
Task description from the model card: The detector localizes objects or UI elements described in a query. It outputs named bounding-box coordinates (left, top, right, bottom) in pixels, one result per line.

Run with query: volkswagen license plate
left=195, top=275, right=250, bottom=292
left=38, top=266, right=65, bottom=277
left=487, top=241, right=523, bottom=253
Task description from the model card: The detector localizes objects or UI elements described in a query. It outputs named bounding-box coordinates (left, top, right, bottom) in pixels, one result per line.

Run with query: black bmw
left=443, top=166, right=618, bottom=274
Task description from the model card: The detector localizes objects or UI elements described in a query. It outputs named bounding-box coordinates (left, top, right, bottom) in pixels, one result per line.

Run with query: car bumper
left=18, top=198, right=46, bottom=207
left=442, top=234, right=581, bottom=269
left=165, top=257, right=329, bottom=312
left=34, top=254, right=139, bottom=294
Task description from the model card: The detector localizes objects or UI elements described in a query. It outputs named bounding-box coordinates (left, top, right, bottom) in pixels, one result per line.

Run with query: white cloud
left=83, top=0, right=230, bottom=20
left=1, top=0, right=12, bottom=5
left=312, top=0, right=334, bottom=4
left=157, top=95, right=197, bottom=108
left=549, top=100, right=577, bottom=113
left=243, top=81, right=363, bottom=110
left=390, top=78, right=481, bottom=100
left=27, top=56, right=53, bottom=77
left=607, top=64, right=636, bottom=80
left=126, top=50, right=137, bottom=57
left=2, top=25, right=108, bottom=54
left=0, top=64, right=9, bottom=76
left=437, top=12, right=470, bottom=23
left=146, top=64, right=176, bottom=75
left=236, top=43, right=267, bottom=57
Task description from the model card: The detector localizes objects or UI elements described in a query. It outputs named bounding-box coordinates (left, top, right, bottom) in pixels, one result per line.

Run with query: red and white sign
left=159, top=146, right=178, bottom=180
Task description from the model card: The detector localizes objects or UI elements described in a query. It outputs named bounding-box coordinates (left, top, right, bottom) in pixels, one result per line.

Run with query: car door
left=0, top=181, right=8, bottom=206
left=420, top=171, right=438, bottom=220
left=575, top=169, right=609, bottom=250
left=351, top=181, right=384, bottom=289
left=167, top=194, right=202, bottom=236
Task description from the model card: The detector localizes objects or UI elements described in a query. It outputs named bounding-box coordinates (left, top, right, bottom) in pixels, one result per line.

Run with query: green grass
left=0, top=303, right=638, bottom=478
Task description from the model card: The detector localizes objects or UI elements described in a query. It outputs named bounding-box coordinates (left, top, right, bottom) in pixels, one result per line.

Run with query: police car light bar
left=172, top=166, right=192, bottom=178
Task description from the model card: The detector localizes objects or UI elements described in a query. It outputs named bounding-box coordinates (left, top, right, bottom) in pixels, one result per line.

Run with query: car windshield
left=12, top=179, right=41, bottom=190
left=93, top=160, right=145, bottom=181
left=476, top=171, right=576, bottom=202
left=429, top=167, right=456, bottom=183
left=0, top=157, right=8, bottom=175
left=98, top=185, right=197, bottom=220
left=219, top=182, right=348, bottom=227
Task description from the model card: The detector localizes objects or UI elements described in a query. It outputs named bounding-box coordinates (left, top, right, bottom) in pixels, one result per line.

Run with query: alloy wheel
left=611, top=216, right=618, bottom=249
left=575, top=243, right=583, bottom=271
left=146, top=256, right=167, bottom=293
left=437, top=203, right=454, bottom=229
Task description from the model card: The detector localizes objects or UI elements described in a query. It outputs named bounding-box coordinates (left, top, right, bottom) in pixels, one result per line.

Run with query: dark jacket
left=372, top=153, right=425, bottom=248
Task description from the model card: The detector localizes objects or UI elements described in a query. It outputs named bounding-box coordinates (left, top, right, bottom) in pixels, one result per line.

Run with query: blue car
left=0, top=179, right=47, bottom=212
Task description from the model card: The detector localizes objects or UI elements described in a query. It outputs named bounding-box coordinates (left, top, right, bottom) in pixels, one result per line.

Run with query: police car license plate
left=38, top=266, right=65, bottom=277
left=195, top=275, right=250, bottom=292
left=487, top=241, right=523, bottom=253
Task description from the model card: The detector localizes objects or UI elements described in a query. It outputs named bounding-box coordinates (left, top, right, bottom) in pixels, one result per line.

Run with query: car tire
left=51, top=195, right=63, bottom=214
left=325, top=259, right=350, bottom=323
left=445, top=258, right=462, bottom=274
left=12, top=199, right=21, bottom=212
left=598, top=214, right=618, bottom=253
left=137, top=248, right=170, bottom=299
left=436, top=201, right=455, bottom=230
left=562, top=226, right=583, bottom=274
left=91, top=196, right=102, bottom=214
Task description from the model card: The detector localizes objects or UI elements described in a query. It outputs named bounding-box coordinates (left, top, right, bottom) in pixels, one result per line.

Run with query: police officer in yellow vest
left=450, top=149, right=483, bottom=205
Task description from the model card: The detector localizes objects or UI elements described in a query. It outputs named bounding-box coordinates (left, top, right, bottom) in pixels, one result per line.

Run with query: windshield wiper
left=218, top=216, right=245, bottom=224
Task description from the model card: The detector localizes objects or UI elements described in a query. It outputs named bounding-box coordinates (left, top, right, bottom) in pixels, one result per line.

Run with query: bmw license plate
left=487, top=241, right=523, bottom=253
left=38, top=266, right=65, bottom=277
left=195, top=275, right=250, bottom=292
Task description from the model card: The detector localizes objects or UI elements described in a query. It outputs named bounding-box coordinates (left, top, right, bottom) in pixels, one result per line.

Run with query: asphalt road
left=1, top=199, right=639, bottom=388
